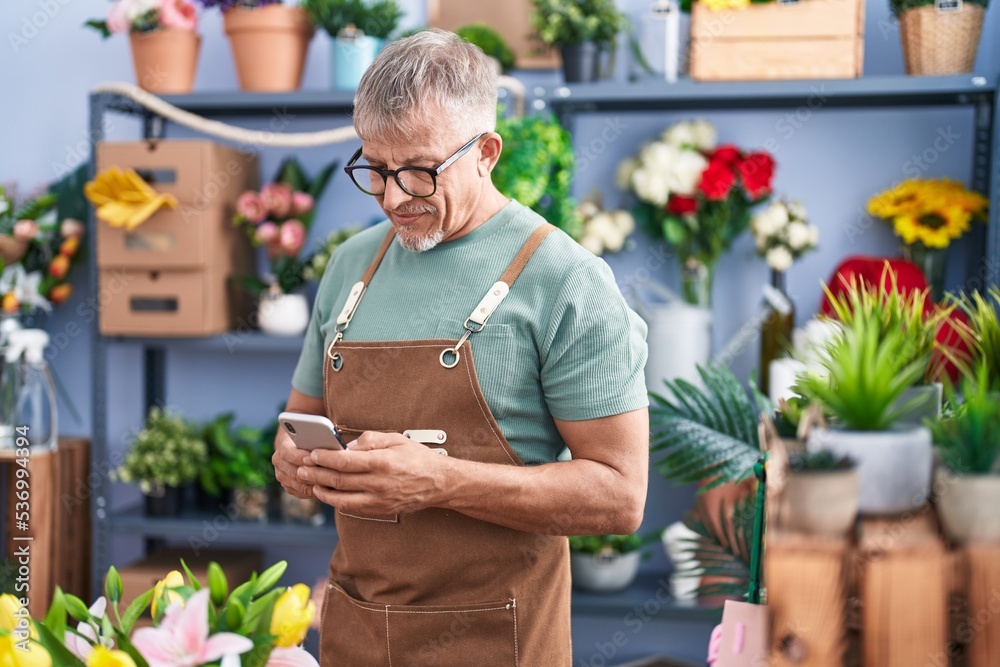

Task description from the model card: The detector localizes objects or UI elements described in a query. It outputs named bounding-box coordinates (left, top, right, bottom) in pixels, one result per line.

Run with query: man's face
left=360, top=120, right=490, bottom=252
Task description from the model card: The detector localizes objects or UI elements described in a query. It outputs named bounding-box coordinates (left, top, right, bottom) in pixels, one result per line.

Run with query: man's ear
left=478, top=133, right=503, bottom=176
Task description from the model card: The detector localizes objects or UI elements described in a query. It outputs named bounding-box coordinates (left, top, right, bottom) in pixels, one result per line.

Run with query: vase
left=233, top=486, right=269, bottom=522
left=560, top=43, right=599, bottom=84
left=280, top=489, right=326, bottom=526
left=630, top=278, right=712, bottom=390
left=570, top=550, right=641, bottom=593
left=899, top=4, right=985, bottom=76
left=680, top=258, right=714, bottom=307
left=129, top=28, right=200, bottom=94
left=781, top=468, right=859, bottom=537
left=935, top=469, right=1000, bottom=545
left=223, top=5, right=314, bottom=92
left=330, top=29, right=380, bottom=91
left=902, top=242, right=947, bottom=302
left=144, top=484, right=183, bottom=517
left=759, top=270, right=795, bottom=396
left=257, top=290, right=309, bottom=336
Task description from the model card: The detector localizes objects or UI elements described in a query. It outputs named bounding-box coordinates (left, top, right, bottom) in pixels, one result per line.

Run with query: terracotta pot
left=129, top=28, right=200, bottom=94
left=782, top=469, right=859, bottom=537
left=936, top=469, right=1000, bottom=545
left=223, top=5, right=314, bottom=92
left=0, top=235, right=28, bottom=264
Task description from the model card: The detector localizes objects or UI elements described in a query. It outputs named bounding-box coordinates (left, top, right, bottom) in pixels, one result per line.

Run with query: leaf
left=84, top=19, right=112, bottom=39
left=242, top=588, right=282, bottom=635
left=120, top=589, right=154, bottom=636
left=64, top=594, right=92, bottom=623
left=42, top=587, right=67, bottom=639
left=307, top=159, right=340, bottom=201
left=273, top=157, right=308, bottom=192
left=179, top=559, right=203, bottom=591
left=242, top=635, right=279, bottom=667
left=253, top=561, right=287, bottom=597
left=30, top=620, right=86, bottom=667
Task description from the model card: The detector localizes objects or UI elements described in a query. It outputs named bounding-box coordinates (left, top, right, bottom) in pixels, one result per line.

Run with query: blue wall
left=1, top=0, right=998, bottom=592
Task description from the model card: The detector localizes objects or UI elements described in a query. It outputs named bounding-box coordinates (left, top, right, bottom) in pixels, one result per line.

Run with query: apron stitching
left=461, top=354, right=517, bottom=465
left=512, top=599, right=519, bottom=667
left=338, top=509, right=399, bottom=522
left=386, top=606, right=510, bottom=614
left=385, top=606, right=392, bottom=667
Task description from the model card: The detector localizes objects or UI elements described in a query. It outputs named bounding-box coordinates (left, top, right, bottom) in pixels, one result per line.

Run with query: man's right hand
left=273, top=388, right=326, bottom=499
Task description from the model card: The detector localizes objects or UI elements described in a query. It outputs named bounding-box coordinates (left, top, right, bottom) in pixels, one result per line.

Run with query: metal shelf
left=108, top=332, right=306, bottom=354
left=571, top=573, right=721, bottom=621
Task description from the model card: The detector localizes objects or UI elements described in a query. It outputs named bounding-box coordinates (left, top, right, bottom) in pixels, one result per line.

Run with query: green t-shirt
left=291, top=200, right=648, bottom=465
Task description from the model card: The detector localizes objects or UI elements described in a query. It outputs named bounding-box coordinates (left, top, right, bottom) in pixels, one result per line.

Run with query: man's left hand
left=299, top=431, right=449, bottom=514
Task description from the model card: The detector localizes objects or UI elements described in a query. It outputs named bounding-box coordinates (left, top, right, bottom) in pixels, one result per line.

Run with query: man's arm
left=272, top=388, right=326, bottom=499
left=302, top=407, right=649, bottom=536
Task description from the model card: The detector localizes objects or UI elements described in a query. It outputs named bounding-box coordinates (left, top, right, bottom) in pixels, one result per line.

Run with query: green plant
left=530, top=0, right=628, bottom=47
left=681, top=493, right=756, bottom=599
left=773, top=396, right=807, bottom=439
left=796, top=317, right=929, bottom=431
left=301, top=0, right=403, bottom=39
left=115, top=408, right=208, bottom=492
left=890, top=0, right=988, bottom=17
left=946, top=288, right=1000, bottom=388
left=569, top=533, right=649, bottom=555
left=492, top=112, right=582, bottom=239
left=302, top=226, right=363, bottom=282
left=204, top=413, right=274, bottom=490
left=787, top=451, right=855, bottom=472
left=455, top=23, right=516, bottom=71
left=930, top=365, right=1000, bottom=475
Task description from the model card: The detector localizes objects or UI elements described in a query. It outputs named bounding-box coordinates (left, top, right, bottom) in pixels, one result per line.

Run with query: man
left=273, top=29, right=649, bottom=665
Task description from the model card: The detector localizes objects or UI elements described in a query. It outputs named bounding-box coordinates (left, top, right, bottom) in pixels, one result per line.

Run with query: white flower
left=0, top=265, right=51, bottom=312
left=786, top=221, right=815, bottom=251
left=611, top=210, right=635, bottom=235
left=662, top=121, right=697, bottom=149
left=630, top=168, right=670, bottom=206
left=588, top=214, right=627, bottom=252
left=639, top=141, right=677, bottom=173
left=0, top=200, right=8, bottom=215
left=765, top=246, right=794, bottom=272
left=666, top=150, right=709, bottom=197
left=580, top=234, right=604, bottom=256
left=752, top=202, right=790, bottom=239
left=125, top=0, right=161, bottom=21
left=690, top=120, right=717, bottom=151
left=615, top=158, right=639, bottom=191
left=787, top=201, right=808, bottom=221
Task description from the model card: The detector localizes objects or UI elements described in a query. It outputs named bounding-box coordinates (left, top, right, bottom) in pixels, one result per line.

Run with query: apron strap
left=500, top=223, right=557, bottom=287
left=362, top=228, right=397, bottom=285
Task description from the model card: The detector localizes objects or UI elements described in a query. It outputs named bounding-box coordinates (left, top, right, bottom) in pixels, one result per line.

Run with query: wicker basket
left=899, top=4, right=985, bottom=75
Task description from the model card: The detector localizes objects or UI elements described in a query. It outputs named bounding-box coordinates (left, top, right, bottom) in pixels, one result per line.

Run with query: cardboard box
left=99, top=265, right=252, bottom=337
left=96, top=140, right=259, bottom=206
left=689, top=0, right=865, bottom=81
left=115, top=547, right=262, bottom=618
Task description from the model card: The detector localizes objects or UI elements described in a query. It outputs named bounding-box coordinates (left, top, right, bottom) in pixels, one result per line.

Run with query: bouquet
left=617, top=119, right=774, bottom=305
left=87, top=0, right=199, bottom=37
left=0, top=183, right=86, bottom=315
left=233, top=157, right=337, bottom=297
left=0, top=560, right=319, bottom=666
left=750, top=200, right=819, bottom=273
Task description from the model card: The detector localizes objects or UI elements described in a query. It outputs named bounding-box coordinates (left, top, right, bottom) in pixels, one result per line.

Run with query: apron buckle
left=440, top=325, right=476, bottom=369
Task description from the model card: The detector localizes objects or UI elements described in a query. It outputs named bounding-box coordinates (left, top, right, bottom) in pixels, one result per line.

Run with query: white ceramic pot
left=806, top=425, right=933, bottom=515
left=935, top=469, right=1000, bottom=545
left=570, top=550, right=641, bottom=593
left=257, top=292, right=309, bottom=336
left=782, top=469, right=859, bottom=537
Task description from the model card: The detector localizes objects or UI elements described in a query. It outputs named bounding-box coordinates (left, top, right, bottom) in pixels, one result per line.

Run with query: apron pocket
left=321, top=582, right=391, bottom=666
left=334, top=425, right=400, bottom=523
left=386, top=597, right=519, bottom=667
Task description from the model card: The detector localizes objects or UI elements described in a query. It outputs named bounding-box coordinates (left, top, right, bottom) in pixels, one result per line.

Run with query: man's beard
left=391, top=205, right=443, bottom=252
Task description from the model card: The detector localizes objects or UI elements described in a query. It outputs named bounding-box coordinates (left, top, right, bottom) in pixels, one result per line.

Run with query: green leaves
left=253, top=562, right=288, bottom=597
left=208, top=563, right=229, bottom=607
left=301, top=0, right=403, bottom=39
left=930, top=365, right=1000, bottom=474
left=84, top=19, right=112, bottom=39
left=680, top=494, right=756, bottom=600
left=530, top=0, right=627, bottom=46
left=120, top=589, right=154, bottom=637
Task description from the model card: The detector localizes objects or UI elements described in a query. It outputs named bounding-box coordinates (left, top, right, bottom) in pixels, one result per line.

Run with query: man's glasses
left=344, top=133, right=486, bottom=198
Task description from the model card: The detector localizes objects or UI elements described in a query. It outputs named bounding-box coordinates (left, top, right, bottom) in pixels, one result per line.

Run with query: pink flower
left=279, top=220, right=305, bottom=256
left=61, top=218, right=86, bottom=238
left=131, top=589, right=253, bottom=667
left=267, top=646, right=320, bottom=667
left=291, top=192, right=314, bottom=216
left=107, top=0, right=130, bottom=33
left=158, top=0, right=198, bottom=31
left=236, top=191, right=267, bottom=224
left=13, top=220, right=38, bottom=242
left=261, top=183, right=293, bottom=219
left=255, top=221, right=279, bottom=246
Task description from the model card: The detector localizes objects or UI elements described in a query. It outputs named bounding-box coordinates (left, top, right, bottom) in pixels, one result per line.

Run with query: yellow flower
left=86, top=647, right=136, bottom=667
left=700, top=0, right=749, bottom=11
left=0, top=595, right=51, bottom=667
left=269, top=584, right=315, bottom=648
left=84, top=166, right=178, bottom=232
left=871, top=178, right=989, bottom=249
left=151, top=570, right=185, bottom=618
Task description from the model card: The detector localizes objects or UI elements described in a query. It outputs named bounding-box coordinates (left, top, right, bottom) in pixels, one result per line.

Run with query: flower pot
left=280, top=489, right=326, bottom=526
left=257, top=291, right=309, bottom=336
left=0, top=235, right=28, bottom=264
left=129, top=28, right=200, bottom=94
left=223, top=5, right=314, bottom=92
left=935, top=469, right=1000, bottom=545
left=330, top=35, right=380, bottom=91
left=895, top=382, right=943, bottom=426
left=806, top=425, right=933, bottom=515
left=144, top=485, right=183, bottom=518
left=631, top=279, right=712, bottom=391
left=899, top=4, right=985, bottom=76
left=560, top=43, right=599, bottom=84
left=781, top=469, right=859, bottom=537
left=570, top=550, right=641, bottom=593
left=233, top=486, right=269, bottom=522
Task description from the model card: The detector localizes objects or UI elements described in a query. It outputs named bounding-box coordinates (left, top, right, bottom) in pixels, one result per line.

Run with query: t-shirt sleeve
left=539, top=259, right=649, bottom=421
left=291, top=269, right=333, bottom=399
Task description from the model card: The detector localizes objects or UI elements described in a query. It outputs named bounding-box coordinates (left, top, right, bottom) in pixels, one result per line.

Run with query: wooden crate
left=3, top=438, right=91, bottom=616
left=689, top=0, right=865, bottom=81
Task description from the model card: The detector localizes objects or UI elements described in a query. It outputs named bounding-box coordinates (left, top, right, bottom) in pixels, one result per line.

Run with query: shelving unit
left=88, top=74, right=998, bottom=642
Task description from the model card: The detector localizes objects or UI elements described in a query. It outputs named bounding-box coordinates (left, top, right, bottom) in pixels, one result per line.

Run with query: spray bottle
left=0, top=328, right=58, bottom=451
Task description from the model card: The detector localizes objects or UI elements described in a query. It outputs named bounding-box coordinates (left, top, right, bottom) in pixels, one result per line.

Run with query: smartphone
left=279, top=412, right=347, bottom=451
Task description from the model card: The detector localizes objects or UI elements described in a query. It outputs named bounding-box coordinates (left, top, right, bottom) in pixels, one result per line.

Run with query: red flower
left=698, top=160, right=736, bottom=201
left=736, top=152, right=775, bottom=200
left=709, top=144, right=741, bottom=166
left=666, top=195, right=698, bottom=216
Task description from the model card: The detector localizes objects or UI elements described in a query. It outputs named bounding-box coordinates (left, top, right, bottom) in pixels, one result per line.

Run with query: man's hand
left=299, top=431, right=449, bottom=515
left=272, top=388, right=325, bottom=499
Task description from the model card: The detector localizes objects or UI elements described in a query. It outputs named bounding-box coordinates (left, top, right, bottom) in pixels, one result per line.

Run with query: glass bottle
left=0, top=328, right=57, bottom=452
left=759, top=270, right=795, bottom=395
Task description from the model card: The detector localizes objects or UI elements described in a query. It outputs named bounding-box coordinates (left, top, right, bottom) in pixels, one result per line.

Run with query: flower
left=661, top=122, right=697, bottom=149
left=13, top=220, right=39, bottom=242
left=261, top=183, right=294, bottom=219
left=867, top=178, right=988, bottom=250
left=65, top=597, right=112, bottom=660
left=131, top=589, right=253, bottom=667
left=49, top=255, right=70, bottom=279
left=48, top=283, right=72, bottom=305
left=751, top=202, right=789, bottom=237
left=736, top=152, right=775, bottom=199
left=126, top=0, right=161, bottom=21
left=235, top=191, right=267, bottom=224
left=690, top=120, right=717, bottom=151
left=266, top=646, right=321, bottom=667
left=630, top=167, right=670, bottom=207
left=291, top=192, right=314, bottom=217
left=701, top=0, right=750, bottom=11
left=60, top=236, right=80, bottom=257
left=786, top=221, right=815, bottom=250
left=280, top=221, right=306, bottom=256
left=787, top=201, right=808, bottom=221
left=255, top=222, right=279, bottom=246
left=107, top=1, right=131, bottom=32
left=766, top=246, right=794, bottom=272
left=152, top=570, right=185, bottom=618
left=615, top=158, right=638, bottom=190
left=0, top=266, right=51, bottom=313
left=698, top=160, right=735, bottom=201
left=667, top=150, right=709, bottom=196
left=1, top=294, right=18, bottom=314
left=61, top=218, right=86, bottom=238
left=1, top=594, right=51, bottom=667
left=87, top=647, right=137, bottom=667
left=666, top=195, right=698, bottom=217
left=158, top=0, right=198, bottom=30
left=270, top=584, right=315, bottom=648
left=708, top=144, right=741, bottom=166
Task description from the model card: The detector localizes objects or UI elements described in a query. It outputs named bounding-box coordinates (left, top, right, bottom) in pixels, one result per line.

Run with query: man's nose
left=380, top=175, right=413, bottom=210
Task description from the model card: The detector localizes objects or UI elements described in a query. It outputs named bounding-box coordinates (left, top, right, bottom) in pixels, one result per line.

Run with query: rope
left=91, top=76, right=526, bottom=147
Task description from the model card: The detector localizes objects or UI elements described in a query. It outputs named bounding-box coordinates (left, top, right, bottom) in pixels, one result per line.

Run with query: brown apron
left=319, top=223, right=572, bottom=666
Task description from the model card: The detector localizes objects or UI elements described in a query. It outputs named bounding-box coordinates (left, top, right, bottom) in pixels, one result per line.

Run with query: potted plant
left=87, top=0, right=200, bottom=94
left=197, top=413, right=240, bottom=511
left=233, top=156, right=337, bottom=336
left=196, top=0, right=314, bottom=92
left=945, top=287, right=1000, bottom=388
left=569, top=533, right=648, bottom=593
left=867, top=178, right=988, bottom=300
left=302, top=0, right=403, bottom=90
left=216, top=417, right=275, bottom=522
left=778, top=451, right=858, bottom=537
left=455, top=23, right=516, bottom=73
left=797, top=312, right=934, bottom=515
left=892, top=0, right=990, bottom=75
left=530, top=0, right=628, bottom=83
left=930, top=366, right=1000, bottom=544
left=114, top=408, right=208, bottom=517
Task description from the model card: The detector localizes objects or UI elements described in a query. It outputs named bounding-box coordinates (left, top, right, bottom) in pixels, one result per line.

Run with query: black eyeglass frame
left=344, top=132, right=487, bottom=198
